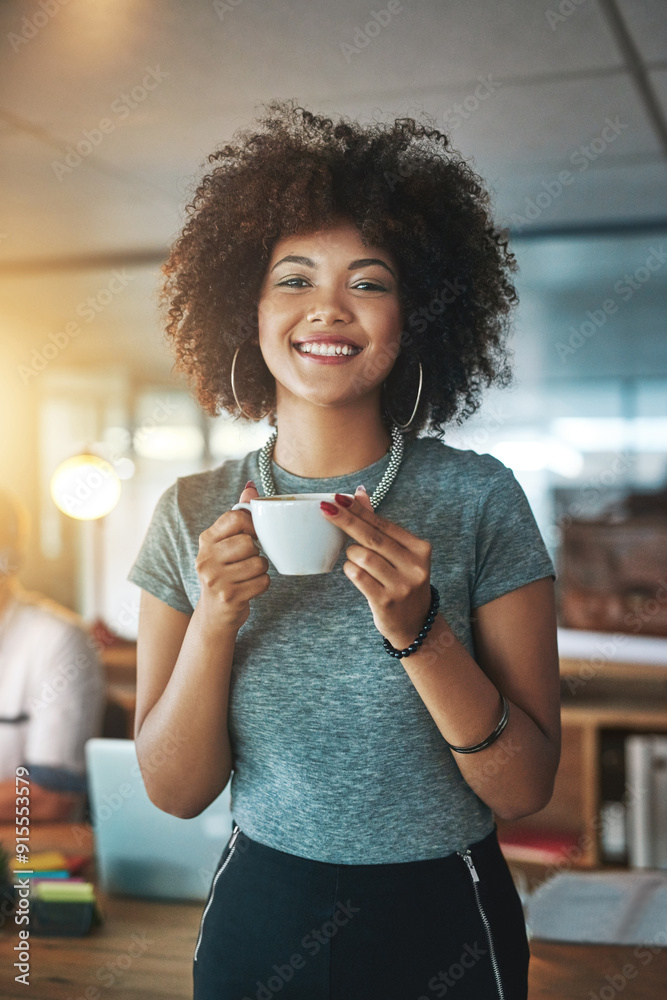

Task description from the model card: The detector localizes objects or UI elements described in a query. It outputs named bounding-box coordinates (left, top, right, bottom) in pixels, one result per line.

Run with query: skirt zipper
left=457, top=849, right=506, bottom=1000
left=194, top=824, right=242, bottom=962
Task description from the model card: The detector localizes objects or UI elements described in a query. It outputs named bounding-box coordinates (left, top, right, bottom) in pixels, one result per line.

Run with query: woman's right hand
left=195, top=480, right=270, bottom=633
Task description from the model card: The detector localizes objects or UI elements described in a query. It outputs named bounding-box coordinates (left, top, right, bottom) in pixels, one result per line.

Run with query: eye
left=353, top=280, right=387, bottom=292
left=276, top=276, right=310, bottom=288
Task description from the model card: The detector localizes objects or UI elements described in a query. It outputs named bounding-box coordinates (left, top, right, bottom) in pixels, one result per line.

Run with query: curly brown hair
left=161, top=100, right=517, bottom=438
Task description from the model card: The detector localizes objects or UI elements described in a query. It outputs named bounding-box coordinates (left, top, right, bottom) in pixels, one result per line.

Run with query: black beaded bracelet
left=382, top=585, right=440, bottom=659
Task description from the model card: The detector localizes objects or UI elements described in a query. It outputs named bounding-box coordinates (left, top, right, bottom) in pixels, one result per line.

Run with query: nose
left=306, top=288, right=353, bottom=325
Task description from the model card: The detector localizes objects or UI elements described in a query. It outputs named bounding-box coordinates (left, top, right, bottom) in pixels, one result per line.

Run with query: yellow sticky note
left=11, top=851, right=68, bottom=872
left=34, top=881, right=95, bottom=903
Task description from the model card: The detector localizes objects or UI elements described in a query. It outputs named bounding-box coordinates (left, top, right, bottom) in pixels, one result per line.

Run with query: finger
left=226, top=553, right=270, bottom=582
left=202, top=480, right=260, bottom=543
left=232, top=478, right=261, bottom=537
left=229, top=573, right=271, bottom=603
left=322, top=496, right=417, bottom=570
left=354, top=484, right=374, bottom=512
left=344, top=543, right=399, bottom=589
left=326, top=492, right=418, bottom=550
left=238, top=479, right=260, bottom=504
left=342, top=557, right=385, bottom=604
left=203, top=509, right=258, bottom=543
left=218, top=532, right=261, bottom=565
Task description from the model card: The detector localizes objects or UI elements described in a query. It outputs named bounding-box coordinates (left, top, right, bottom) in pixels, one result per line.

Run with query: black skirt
left=193, top=821, right=529, bottom=1000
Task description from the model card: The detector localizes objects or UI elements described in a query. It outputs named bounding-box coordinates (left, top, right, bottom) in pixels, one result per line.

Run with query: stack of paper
left=526, top=870, right=667, bottom=945
left=9, top=849, right=101, bottom=935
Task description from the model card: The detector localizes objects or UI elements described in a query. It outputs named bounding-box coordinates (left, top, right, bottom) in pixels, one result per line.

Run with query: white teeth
left=296, top=342, right=359, bottom=356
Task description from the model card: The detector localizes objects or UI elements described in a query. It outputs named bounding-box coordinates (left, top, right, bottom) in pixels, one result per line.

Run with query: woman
left=128, top=102, right=560, bottom=999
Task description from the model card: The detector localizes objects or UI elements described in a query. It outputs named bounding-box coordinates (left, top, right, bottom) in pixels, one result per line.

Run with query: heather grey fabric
left=128, top=436, right=556, bottom=864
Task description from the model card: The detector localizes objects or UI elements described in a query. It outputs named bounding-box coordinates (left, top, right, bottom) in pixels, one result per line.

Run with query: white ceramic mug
left=231, top=493, right=352, bottom=575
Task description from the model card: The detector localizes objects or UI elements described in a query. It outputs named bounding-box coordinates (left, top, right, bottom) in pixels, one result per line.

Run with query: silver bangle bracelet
left=445, top=694, right=510, bottom=754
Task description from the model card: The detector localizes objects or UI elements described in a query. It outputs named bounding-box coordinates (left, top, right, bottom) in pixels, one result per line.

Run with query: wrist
left=381, top=585, right=440, bottom=660
left=193, top=599, right=243, bottom=641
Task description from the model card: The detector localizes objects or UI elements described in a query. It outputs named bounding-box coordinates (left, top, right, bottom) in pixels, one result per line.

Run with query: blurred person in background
left=0, top=489, right=105, bottom=822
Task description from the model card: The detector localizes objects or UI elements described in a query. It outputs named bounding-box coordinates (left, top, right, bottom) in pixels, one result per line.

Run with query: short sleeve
left=127, top=483, right=194, bottom=614
left=25, top=625, right=105, bottom=792
left=471, top=466, right=556, bottom=609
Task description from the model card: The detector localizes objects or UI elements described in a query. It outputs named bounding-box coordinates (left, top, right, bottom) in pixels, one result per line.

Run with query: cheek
left=257, top=314, right=282, bottom=360
left=373, top=298, right=403, bottom=336
left=373, top=304, right=403, bottom=354
left=257, top=295, right=296, bottom=340
left=257, top=296, right=277, bottom=336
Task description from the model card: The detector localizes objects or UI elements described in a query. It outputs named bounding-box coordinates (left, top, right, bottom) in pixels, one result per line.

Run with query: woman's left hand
left=320, top=487, right=433, bottom=649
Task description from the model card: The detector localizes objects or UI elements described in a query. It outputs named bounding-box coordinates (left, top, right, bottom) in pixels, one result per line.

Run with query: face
left=257, top=221, right=403, bottom=413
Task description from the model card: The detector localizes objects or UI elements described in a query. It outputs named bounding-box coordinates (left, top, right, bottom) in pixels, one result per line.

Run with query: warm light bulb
left=50, top=454, right=121, bottom=520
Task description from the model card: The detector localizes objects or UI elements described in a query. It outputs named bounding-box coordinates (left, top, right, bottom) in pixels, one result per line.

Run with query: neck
left=271, top=397, right=393, bottom=478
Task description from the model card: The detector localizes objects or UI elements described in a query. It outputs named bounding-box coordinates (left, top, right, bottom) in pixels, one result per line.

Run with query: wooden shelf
left=497, top=658, right=667, bottom=870
left=561, top=700, right=667, bottom=728
left=560, top=655, right=667, bottom=684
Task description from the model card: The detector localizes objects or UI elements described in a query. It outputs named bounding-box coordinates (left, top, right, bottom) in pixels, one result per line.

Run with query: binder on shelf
left=625, top=734, right=667, bottom=870
left=497, top=829, right=582, bottom=866
left=599, top=729, right=630, bottom=865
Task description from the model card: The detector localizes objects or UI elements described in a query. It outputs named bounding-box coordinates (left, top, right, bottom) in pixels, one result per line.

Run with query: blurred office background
left=0, top=0, right=665, bottom=636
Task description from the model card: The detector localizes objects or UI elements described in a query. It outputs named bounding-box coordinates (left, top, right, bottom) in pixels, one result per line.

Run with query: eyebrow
left=270, top=254, right=396, bottom=278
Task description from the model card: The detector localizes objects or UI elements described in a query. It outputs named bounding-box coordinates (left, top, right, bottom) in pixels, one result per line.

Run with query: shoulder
left=406, top=436, right=510, bottom=496
left=164, top=450, right=262, bottom=536
left=11, top=587, right=92, bottom=651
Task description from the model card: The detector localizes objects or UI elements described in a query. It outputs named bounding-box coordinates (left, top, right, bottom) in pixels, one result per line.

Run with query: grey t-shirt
left=128, top=435, right=556, bottom=864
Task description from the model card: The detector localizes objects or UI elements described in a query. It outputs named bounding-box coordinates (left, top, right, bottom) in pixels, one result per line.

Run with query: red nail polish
left=320, top=501, right=339, bottom=515
left=245, top=480, right=257, bottom=490
left=334, top=493, right=353, bottom=507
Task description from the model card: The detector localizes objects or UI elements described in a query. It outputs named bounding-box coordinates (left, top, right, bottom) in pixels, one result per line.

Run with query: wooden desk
left=1, top=825, right=665, bottom=999
left=1, top=892, right=201, bottom=999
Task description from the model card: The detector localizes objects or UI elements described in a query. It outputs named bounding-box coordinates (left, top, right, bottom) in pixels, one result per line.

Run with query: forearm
left=135, top=602, right=238, bottom=819
left=392, top=613, right=560, bottom=820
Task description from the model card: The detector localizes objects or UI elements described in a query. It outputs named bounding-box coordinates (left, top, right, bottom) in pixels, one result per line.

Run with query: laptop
left=85, top=738, right=233, bottom=901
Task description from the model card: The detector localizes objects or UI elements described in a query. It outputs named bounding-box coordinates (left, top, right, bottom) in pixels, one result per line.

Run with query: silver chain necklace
left=258, top=424, right=405, bottom=510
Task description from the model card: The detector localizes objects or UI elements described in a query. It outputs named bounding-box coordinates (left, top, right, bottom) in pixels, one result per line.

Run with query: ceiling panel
left=648, top=68, right=667, bottom=119
left=2, top=68, right=659, bottom=263
left=617, top=0, right=667, bottom=66
left=0, top=132, right=180, bottom=261
left=334, top=71, right=660, bottom=175
left=0, top=0, right=664, bottom=390
left=18, top=68, right=651, bottom=187
left=0, top=0, right=624, bottom=132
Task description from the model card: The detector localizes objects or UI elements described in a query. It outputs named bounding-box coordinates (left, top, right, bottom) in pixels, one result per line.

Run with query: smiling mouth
left=293, top=342, right=362, bottom=357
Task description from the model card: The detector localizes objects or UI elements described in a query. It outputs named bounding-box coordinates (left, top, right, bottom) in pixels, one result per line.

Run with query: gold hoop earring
left=231, top=342, right=272, bottom=421
left=384, top=360, right=423, bottom=430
